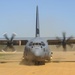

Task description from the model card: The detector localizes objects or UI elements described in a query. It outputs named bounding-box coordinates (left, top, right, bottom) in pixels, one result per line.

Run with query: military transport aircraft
left=0, top=6, right=74, bottom=65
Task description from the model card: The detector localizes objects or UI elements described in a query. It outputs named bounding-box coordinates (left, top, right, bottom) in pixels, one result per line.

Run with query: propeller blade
left=66, top=36, right=73, bottom=42
left=56, top=37, right=61, bottom=41
left=2, top=33, right=17, bottom=52
left=2, top=46, right=8, bottom=52
left=67, top=43, right=73, bottom=48
left=2, top=45, right=16, bottom=52
left=56, top=45, right=61, bottom=48
left=3, top=33, right=9, bottom=41
left=11, top=45, right=16, bottom=51
left=63, top=48, right=67, bottom=51
left=13, top=32, right=17, bottom=36
left=62, top=43, right=67, bottom=51
left=11, top=45, right=16, bottom=52
left=62, top=32, right=66, bottom=41
left=10, top=33, right=16, bottom=41
left=56, top=32, right=73, bottom=51
left=56, top=32, right=67, bottom=51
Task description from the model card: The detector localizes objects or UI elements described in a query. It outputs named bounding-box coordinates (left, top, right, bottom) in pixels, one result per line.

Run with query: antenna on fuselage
left=36, top=5, right=40, bottom=37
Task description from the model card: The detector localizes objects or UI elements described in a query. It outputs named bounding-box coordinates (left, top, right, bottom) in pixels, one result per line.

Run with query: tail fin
left=36, top=6, right=40, bottom=37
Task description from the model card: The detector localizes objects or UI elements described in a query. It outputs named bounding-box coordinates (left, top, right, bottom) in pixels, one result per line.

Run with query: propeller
left=56, top=32, right=73, bottom=51
left=2, top=33, right=17, bottom=52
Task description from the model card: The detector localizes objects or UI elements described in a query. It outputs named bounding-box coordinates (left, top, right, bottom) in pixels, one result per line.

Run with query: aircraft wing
left=46, top=37, right=75, bottom=45
left=0, top=37, right=75, bottom=45
left=47, top=39, right=75, bottom=45
left=0, top=37, right=32, bottom=45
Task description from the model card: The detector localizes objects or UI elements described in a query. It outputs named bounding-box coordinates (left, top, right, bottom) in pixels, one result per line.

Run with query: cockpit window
left=33, top=43, right=41, bottom=45
left=29, top=42, right=33, bottom=46
left=41, top=42, right=45, bottom=46
left=29, top=42, right=45, bottom=46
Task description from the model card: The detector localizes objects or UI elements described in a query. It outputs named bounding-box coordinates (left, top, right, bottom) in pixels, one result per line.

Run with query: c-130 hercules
left=23, top=5, right=74, bottom=65
left=23, top=6, right=53, bottom=65
left=0, top=4, right=73, bottom=65
left=0, top=5, right=73, bottom=65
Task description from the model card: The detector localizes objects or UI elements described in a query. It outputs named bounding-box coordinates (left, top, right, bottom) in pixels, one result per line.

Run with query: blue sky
left=0, top=0, right=75, bottom=37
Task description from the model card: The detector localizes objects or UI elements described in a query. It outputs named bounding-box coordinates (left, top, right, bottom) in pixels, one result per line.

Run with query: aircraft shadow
left=20, top=59, right=47, bottom=66
left=19, top=59, right=61, bottom=66
left=19, top=59, right=35, bottom=66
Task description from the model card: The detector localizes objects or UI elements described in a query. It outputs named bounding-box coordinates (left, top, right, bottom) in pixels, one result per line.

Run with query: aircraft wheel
left=34, top=61, right=38, bottom=65
left=41, top=61, right=45, bottom=65
left=34, top=61, right=45, bottom=65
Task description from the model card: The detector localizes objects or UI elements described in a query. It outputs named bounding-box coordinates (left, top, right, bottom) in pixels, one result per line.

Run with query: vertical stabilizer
left=36, top=6, right=40, bottom=37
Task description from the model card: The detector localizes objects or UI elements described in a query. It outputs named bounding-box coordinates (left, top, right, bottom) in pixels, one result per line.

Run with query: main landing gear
left=34, top=61, right=45, bottom=65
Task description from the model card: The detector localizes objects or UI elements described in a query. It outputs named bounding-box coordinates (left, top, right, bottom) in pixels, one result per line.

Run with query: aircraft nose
left=35, top=50, right=41, bottom=57
left=33, top=47, right=43, bottom=57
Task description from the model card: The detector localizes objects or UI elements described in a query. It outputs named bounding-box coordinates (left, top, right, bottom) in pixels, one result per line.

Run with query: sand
left=0, top=62, right=75, bottom=75
left=0, top=45, right=75, bottom=75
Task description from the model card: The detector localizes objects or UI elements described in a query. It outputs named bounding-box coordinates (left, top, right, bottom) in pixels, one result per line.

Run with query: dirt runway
left=0, top=45, right=75, bottom=75
left=0, top=62, right=75, bottom=75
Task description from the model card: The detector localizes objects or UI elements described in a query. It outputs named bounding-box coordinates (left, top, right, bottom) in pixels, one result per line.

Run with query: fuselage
left=23, top=37, right=52, bottom=61
left=23, top=6, right=53, bottom=64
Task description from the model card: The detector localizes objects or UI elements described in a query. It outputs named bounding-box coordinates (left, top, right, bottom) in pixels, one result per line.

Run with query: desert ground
left=0, top=45, right=75, bottom=75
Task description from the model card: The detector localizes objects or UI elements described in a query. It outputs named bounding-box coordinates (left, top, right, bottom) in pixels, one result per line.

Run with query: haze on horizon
left=0, top=0, right=75, bottom=38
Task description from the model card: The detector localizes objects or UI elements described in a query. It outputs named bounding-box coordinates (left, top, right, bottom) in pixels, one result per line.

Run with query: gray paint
left=23, top=6, right=52, bottom=63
